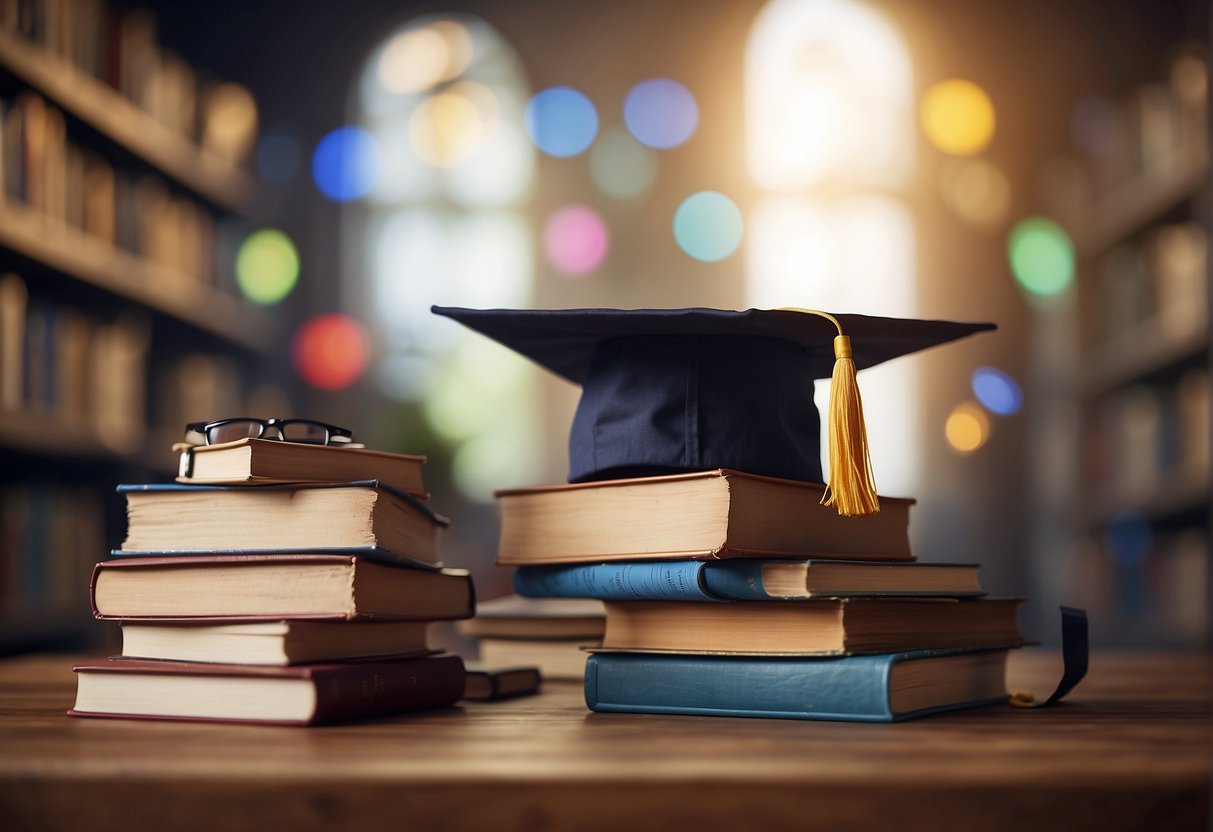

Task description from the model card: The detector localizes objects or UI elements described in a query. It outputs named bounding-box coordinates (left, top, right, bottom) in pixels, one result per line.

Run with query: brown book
left=120, top=620, right=433, bottom=665
left=69, top=654, right=466, bottom=725
left=495, top=470, right=914, bottom=565
left=477, top=638, right=591, bottom=680
left=461, top=663, right=542, bottom=700
left=598, top=598, right=1025, bottom=656
left=118, top=481, right=446, bottom=562
left=174, top=437, right=427, bottom=497
left=458, top=595, right=605, bottom=640
left=92, top=555, right=475, bottom=622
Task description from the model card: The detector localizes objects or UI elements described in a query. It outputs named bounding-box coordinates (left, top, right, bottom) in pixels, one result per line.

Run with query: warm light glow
left=1008, top=216, right=1075, bottom=297
left=623, top=78, right=699, bottom=149
left=945, top=401, right=991, bottom=453
left=312, top=126, right=380, bottom=202
left=673, top=191, right=743, bottom=262
left=407, top=82, right=499, bottom=169
left=203, top=83, right=258, bottom=163
left=525, top=87, right=598, bottom=157
left=746, top=0, right=914, bottom=190
left=544, top=205, right=609, bottom=274
left=235, top=229, right=299, bottom=305
left=940, top=159, right=1011, bottom=229
left=921, top=79, right=995, bottom=156
left=292, top=314, right=370, bottom=390
left=590, top=127, right=657, bottom=200
left=971, top=367, right=1023, bottom=416
left=378, top=20, right=474, bottom=95
left=1171, top=50, right=1207, bottom=105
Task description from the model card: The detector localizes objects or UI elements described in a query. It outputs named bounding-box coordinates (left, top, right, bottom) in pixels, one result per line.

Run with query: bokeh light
left=623, top=78, right=699, bottom=149
left=292, top=314, right=370, bottom=390
left=939, top=159, right=1011, bottom=229
left=255, top=130, right=302, bottom=186
left=524, top=87, right=598, bottom=157
left=674, top=191, right=744, bottom=262
left=1170, top=50, right=1207, bottom=106
left=945, top=401, right=991, bottom=453
left=971, top=366, right=1023, bottom=416
left=235, top=229, right=300, bottom=305
left=378, top=20, right=474, bottom=95
left=590, top=127, right=657, bottom=200
left=921, top=79, right=996, bottom=156
left=408, top=82, right=499, bottom=168
left=312, top=126, right=380, bottom=202
left=1008, top=217, right=1075, bottom=297
left=203, top=83, right=258, bottom=163
left=544, top=204, right=609, bottom=275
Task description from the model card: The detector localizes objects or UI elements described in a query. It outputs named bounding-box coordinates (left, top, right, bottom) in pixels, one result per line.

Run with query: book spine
left=584, top=653, right=899, bottom=722
left=513, top=562, right=719, bottom=602
left=309, top=655, right=466, bottom=724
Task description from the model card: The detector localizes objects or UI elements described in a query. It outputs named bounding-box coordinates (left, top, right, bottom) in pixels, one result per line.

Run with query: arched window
left=745, top=0, right=920, bottom=496
left=350, top=15, right=540, bottom=500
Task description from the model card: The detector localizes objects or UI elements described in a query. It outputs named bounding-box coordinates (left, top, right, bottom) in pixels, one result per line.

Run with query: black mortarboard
left=431, top=306, right=995, bottom=516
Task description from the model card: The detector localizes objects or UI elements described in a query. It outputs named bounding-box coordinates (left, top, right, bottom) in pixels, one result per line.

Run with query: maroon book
left=69, top=654, right=466, bottom=726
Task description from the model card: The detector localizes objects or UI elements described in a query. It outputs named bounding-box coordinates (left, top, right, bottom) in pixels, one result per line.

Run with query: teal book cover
left=584, top=649, right=1011, bottom=722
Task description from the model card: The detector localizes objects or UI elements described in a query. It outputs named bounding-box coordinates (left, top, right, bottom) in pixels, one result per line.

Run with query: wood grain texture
left=0, top=650, right=1207, bottom=831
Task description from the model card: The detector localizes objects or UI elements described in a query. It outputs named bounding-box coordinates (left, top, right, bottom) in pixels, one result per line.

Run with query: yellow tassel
left=778, top=308, right=880, bottom=517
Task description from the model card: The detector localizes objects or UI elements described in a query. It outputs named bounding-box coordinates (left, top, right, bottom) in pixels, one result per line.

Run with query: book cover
left=70, top=653, right=466, bottom=725
left=513, top=560, right=983, bottom=601
left=584, top=649, right=1011, bottom=722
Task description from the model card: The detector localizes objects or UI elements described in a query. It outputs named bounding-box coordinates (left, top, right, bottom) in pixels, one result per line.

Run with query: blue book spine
left=584, top=652, right=1008, bottom=723
left=513, top=562, right=720, bottom=602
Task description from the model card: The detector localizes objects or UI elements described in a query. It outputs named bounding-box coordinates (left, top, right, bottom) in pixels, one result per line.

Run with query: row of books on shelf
left=1, top=91, right=224, bottom=286
left=1095, top=221, right=1206, bottom=347
left=1, top=0, right=259, bottom=165
left=0, top=478, right=102, bottom=617
left=0, top=273, right=148, bottom=449
left=1083, top=368, right=1210, bottom=509
left=1063, top=526, right=1206, bottom=646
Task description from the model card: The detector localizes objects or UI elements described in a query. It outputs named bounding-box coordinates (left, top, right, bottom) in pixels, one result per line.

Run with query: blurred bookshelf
left=0, top=1, right=274, bottom=654
left=1042, top=46, right=1210, bottom=648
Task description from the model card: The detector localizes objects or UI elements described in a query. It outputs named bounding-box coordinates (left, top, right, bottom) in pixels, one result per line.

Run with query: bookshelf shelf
left=1081, top=319, right=1208, bottom=396
left=0, top=30, right=253, bottom=213
left=0, top=411, right=176, bottom=473
left=1083, top=475, right=1211, bottom=530
left=0, top=201, right=272, bottom=351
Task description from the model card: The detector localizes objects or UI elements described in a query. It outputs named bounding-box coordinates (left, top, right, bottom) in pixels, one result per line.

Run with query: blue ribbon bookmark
left=1009, top=606, right=1089, bottom=708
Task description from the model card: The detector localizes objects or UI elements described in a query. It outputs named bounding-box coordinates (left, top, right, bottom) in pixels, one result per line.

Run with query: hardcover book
left=584, top=649, right=1010, bottom=722
left=461, top=663, right=542, bottom=700
left=495, top=470, right=914, bottom=565
left=91, top=554, right=475, bottom=621
left=513, top=559, right=983, bottom=602
left=69, top=654, right=466, bottom=725
left=117, top=481, right=447, bottom=563
left=174, top=437, right=427, bottom=496
left=599, top=597, right=1025, bottom=655
left=119, top=619, right=434, bottom=665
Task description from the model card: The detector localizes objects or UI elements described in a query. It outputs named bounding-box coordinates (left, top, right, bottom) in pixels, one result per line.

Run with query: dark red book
left=69, top=654, right=466, bottom=725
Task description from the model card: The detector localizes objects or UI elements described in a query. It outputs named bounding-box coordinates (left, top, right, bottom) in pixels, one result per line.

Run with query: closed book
left=120, top=620, right=434, bottom=665
left=600, top=597, right=1025, bottom=655
left=457, top=594, right=605, bottom=639
left=118, top=481, right=447, bottom=563
left=174, top=437, right=427, bottom=496
left=495, top=470, right=914, bottom=565
left=513, top=559, right=983, bottom=601
left=584, top=649, right=1010, bottom=722
left=91, top=555, right=475, bottom=622
left=477, top=638, right=591, bottom=680
left=69, top=654, right=466, bottom=725
left=462, top=663, right=542, bottom=700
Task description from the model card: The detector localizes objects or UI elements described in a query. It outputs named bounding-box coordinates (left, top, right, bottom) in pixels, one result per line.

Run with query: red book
left=69, top=654, right=466, bottom=726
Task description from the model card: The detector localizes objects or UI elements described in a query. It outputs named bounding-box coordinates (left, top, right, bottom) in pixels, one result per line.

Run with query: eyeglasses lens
left=280, top=421, right=329, bottom=444
left=206, top=421, right=263, bottom=444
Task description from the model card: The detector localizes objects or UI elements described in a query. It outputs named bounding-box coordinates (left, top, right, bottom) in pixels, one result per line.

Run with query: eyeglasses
left=184, top=418, right=356, bottom=447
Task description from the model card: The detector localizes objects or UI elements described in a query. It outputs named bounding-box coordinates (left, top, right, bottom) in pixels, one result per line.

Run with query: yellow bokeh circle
left=921, top=79, right=996, bottom=156
left=945, top=401, right=991, bottom=454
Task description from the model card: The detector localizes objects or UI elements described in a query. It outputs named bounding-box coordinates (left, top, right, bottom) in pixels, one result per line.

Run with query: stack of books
left=502, top=469, right=1027, bottom=722
left=69, top=437, right=475, bottom=726
left=457, top=594, right=604, bottom=680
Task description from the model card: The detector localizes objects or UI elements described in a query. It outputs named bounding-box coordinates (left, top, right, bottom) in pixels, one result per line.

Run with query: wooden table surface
left=0, top=650, right=1208, bottom=831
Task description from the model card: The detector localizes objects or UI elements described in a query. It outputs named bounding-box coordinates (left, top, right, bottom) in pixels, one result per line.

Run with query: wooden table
left=0, top=650, right=1207, bottom=831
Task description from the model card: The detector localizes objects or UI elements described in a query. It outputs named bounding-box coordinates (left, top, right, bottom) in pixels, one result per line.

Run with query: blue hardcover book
left=115, top=481, right=448, bottom=565
left=514, top=559, right=983, bottom=601
left=584, top=649, right=1011, bottom=722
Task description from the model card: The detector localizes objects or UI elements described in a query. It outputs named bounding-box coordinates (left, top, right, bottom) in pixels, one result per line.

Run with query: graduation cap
left=431, top=306, right=995, bottom=517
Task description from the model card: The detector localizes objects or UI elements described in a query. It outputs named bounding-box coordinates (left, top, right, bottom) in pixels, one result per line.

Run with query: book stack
left=457, top=594, right=605, bottom=680
left=501, top=470, right=1027, bottom=722
left=69, top=437, right=475, bottom=726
